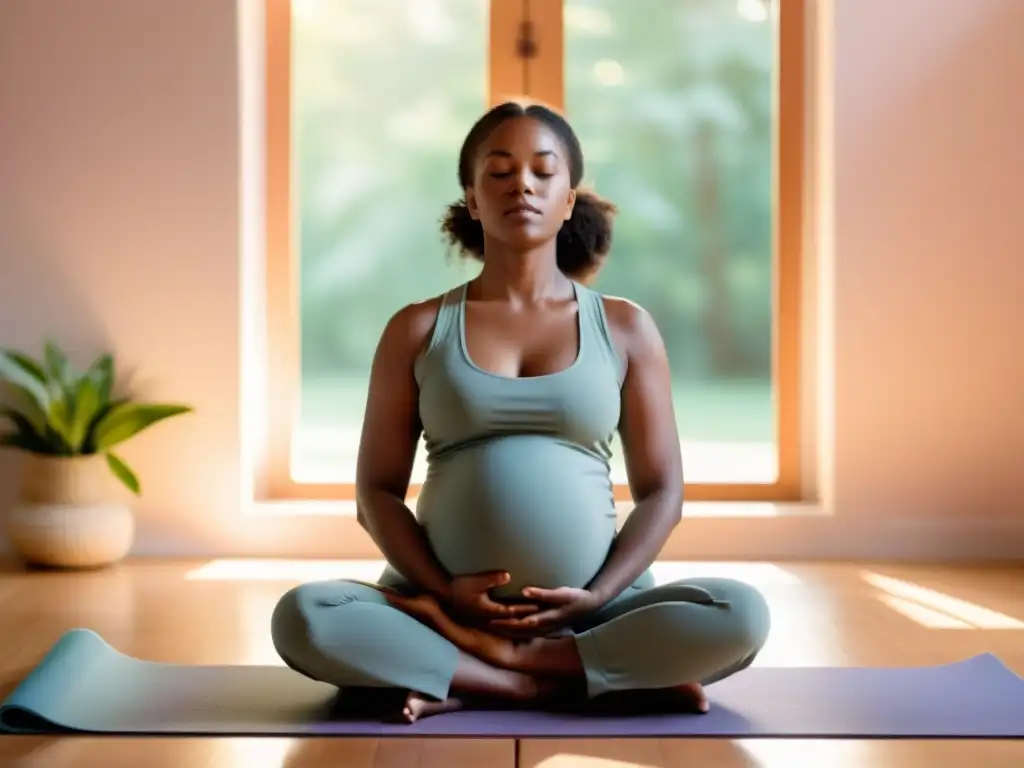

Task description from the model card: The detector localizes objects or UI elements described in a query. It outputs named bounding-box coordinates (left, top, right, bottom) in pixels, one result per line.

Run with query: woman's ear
left=466, top=188, right=481, bottom=221
left=564, top=188, right=577, bottom=221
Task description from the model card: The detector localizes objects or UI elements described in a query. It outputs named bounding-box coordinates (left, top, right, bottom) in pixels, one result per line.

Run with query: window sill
left=245, top=499, right=827, bottom=519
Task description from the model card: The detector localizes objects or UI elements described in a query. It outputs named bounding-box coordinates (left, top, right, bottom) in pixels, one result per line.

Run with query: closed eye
left=489, top=171, right=555, bottom=179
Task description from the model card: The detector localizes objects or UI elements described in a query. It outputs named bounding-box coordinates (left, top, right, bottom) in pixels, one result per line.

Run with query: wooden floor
left=0, top=558, right=1022, bottom=767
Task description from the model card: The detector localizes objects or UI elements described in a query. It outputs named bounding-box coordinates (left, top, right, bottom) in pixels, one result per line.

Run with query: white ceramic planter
left=6, top=502, right=134, bottom=568
left=5, top=455, right=135, bottom=568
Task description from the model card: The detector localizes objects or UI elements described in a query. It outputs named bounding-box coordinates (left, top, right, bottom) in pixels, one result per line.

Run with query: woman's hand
left=385, top=589, right=526, bottom=670
left=447, top=571, right=538, bottom=623
left=489, top=587, right=602, bottom=636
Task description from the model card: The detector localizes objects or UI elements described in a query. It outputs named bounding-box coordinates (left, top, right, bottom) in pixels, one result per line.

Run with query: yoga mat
left=2, top=629, right=1024, bottom=739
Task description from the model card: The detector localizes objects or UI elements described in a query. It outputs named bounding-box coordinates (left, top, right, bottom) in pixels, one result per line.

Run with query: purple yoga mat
left=2, top=629, right=1023, bottom=738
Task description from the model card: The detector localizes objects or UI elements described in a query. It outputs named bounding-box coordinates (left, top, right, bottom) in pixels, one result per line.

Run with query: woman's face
left=466, top=116, right=576, bottom=251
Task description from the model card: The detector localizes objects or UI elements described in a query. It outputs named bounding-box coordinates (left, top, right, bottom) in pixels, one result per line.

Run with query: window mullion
left=489, top=0, right=530, bottom=105
left=521, top=0, right=564, bottom=109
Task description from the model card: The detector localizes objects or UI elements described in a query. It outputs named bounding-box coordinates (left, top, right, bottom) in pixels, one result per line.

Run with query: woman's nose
left=510, top=170, right=534, bottom=195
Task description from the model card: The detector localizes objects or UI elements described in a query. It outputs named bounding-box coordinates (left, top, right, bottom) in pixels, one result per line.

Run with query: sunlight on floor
left=185, top=559, right=386, bottom=582
left=536, top=756, right=655, bottom=768
left=536, top=739, right=877, bottom=768
left=212, top=738, right=295, bottom=768
left=862, top=571, right=1024, bottom=629
left=877, top=594, right=974, bottom=629
left=737, top=739, right=877, bottom=767
left=650, top=561, right=802, bottom=587
left=675, top=502, right=802, bottom=517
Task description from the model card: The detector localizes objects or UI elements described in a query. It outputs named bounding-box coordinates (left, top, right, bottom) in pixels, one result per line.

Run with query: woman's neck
left=474, top=239, right=571, bottom=304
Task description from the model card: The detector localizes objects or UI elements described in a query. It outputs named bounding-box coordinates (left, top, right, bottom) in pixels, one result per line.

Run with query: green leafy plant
left=0, top=342, right=193, bottom=495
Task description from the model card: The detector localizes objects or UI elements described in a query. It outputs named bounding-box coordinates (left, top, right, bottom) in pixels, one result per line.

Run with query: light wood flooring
left=0, top=558, right=1022, bottom=767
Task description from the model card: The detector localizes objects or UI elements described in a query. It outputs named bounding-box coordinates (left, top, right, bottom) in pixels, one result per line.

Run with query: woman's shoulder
left=391, top=293, right=446, bottom=332
left=596, top=292, right=658, bottom=336
left=594, top=292, right=665, bottom=362
left=378, top=290, right=453, bottom=358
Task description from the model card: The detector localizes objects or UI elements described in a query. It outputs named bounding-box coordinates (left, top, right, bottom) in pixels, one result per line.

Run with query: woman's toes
left=675, top=682, right=710, bottom=713
left=402, top=690, right=465, bottom=723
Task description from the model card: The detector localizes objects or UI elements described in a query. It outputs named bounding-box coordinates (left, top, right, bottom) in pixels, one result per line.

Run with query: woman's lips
left=505, top=205, right=541, bottom=217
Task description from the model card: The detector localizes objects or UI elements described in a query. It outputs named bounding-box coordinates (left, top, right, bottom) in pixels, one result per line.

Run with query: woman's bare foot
left=402, top=691, right=466, bottom=723
left=675, top=682, right=710, bottom=713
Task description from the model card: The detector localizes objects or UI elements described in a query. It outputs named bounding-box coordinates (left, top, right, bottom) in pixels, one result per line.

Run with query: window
left=262, top=0, right=804, bottom=503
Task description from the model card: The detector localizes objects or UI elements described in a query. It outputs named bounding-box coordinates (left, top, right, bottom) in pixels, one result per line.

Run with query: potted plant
left=0, top=342, right=192, bottom=568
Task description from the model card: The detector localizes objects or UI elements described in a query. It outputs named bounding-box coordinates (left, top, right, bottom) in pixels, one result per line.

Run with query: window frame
left=260, top=0, right=805, bottom=504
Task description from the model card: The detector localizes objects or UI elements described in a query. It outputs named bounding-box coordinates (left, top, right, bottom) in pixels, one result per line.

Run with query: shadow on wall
left=0, top=229, right=113, bottom=540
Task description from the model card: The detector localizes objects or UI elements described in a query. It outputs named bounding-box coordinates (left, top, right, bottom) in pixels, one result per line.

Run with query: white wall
left=0, top=0, right=1021, bottom=561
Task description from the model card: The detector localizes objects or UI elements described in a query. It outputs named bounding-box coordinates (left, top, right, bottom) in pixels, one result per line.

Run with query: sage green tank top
left=410, top=280, right=626, bottom=599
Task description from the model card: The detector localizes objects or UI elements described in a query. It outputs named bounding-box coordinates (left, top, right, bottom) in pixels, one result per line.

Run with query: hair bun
left=440, top=200, right=485, bottom=258
left=555, top=188, right=617, bottom=281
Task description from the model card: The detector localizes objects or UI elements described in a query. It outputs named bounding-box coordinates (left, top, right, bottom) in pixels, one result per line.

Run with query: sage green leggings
left=270, top=569, right=771, bottom=701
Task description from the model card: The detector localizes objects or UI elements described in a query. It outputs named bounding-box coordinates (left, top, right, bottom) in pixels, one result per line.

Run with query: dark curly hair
left=440, top=101, right=617, bottom=282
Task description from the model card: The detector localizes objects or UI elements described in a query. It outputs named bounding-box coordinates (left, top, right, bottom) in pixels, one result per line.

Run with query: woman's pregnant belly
left=416, top=436, right=618, bottom=600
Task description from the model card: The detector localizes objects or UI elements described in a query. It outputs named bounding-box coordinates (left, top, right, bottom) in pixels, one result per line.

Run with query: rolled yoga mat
left=2, top=629, right=1024, bottom=739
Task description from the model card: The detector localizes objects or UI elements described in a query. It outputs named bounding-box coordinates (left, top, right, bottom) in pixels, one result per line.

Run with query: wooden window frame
left=260, top=0, right=804, bottom=504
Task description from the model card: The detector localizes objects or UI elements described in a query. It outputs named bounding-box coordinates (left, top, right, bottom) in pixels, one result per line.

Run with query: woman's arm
left=355, top=300, right=453, bottom=601
left=584, top=298, right=685, bottom=605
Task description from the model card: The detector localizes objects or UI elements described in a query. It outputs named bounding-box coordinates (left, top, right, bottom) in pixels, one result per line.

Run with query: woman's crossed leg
left=270, top=576, right=770, bottom=722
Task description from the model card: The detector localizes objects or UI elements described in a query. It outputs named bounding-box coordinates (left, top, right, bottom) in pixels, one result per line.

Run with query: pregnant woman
left=271, top=101, right=771, bottom=723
